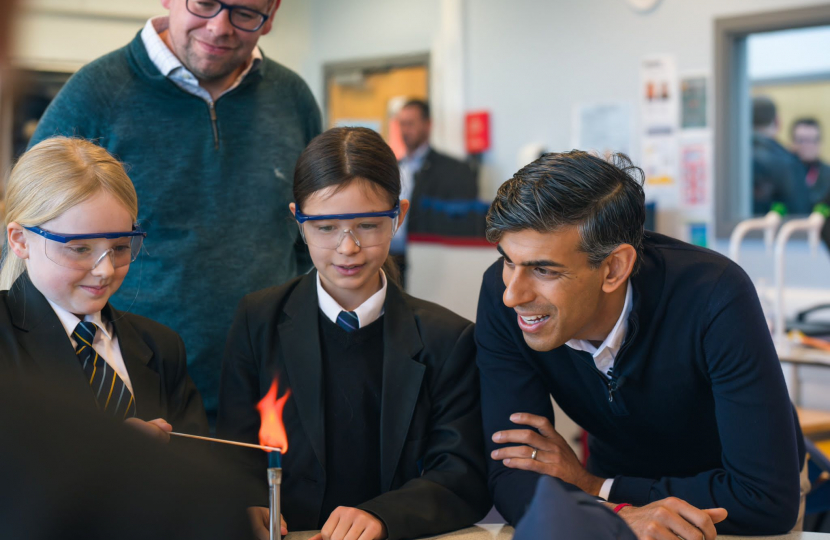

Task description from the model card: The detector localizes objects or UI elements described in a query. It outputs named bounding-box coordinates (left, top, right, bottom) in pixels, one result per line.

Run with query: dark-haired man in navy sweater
left=477, top=151, right=806, bottom=538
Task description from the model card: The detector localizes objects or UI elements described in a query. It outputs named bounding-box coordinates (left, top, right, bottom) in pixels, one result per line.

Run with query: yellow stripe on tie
left=104, top=373, right=117, bottom=410
left=76, top=345, right=87, bottom=355
left=89, top=353, right=98, bottom=384
left=123, top=395, right=134, bottom=419
left=73, top=332, right=92, bottom=348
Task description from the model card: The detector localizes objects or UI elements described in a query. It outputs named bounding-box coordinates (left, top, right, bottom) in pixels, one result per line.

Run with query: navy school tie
left=73, top=321, right=136, bottom=418
left=336, top=310, right=360, bottom=332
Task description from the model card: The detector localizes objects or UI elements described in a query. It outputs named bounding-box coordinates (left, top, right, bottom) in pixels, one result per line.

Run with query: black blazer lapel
left=379, top=282, right=425, bottom=491
left=279, top=273, right=326, bottom=471
left=8, top=275, right=97, bottom=408
left=107, top=305, right=161, bottom=420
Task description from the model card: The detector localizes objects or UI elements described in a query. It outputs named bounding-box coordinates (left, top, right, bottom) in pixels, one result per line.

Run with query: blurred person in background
left=791, top=118, right=830, bottom=210
left=791, top=118, right=830, bottom=253
left=393, top=99, right=478, bottom=283
left=752, top=96, right=807, bottom=215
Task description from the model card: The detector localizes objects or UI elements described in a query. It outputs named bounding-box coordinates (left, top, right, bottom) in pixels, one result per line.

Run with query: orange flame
left=257, top=378, right=291, bottom=454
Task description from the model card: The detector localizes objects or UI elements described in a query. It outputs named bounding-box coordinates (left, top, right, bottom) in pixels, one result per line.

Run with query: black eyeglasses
left=186, top=0, right=269, bottom=32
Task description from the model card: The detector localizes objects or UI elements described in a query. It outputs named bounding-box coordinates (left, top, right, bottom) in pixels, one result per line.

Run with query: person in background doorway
left=752, top=96, right=806, bottom=215
left=28, top=0, right=321, bottom=420
left=393, top=99, right=479, bottom=284
left=791, top=118, right=830, bottom=210
left=791, top=118, right=830, bottom=254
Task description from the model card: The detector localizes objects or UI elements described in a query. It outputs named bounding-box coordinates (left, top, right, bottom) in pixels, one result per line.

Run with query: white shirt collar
left=566, top=281, right=633, bottom=359
left=47, top=300, right=113, bottom=341
left=316, top=271, right=387, bottom=328
left=141, top=16, right=262, bottom=98
left=402, top=142, right=430, bottom=165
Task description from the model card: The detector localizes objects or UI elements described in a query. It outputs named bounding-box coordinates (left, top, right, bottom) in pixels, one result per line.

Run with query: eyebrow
left=497, top=245, right=566, bottom=268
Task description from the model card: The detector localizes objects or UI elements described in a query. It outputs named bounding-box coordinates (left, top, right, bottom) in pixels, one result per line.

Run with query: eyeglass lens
left=43, top=235, right=144, bottom=270
left=301, top=216, right=398, bottom=249
left=186, top=0, right=266, bottom=32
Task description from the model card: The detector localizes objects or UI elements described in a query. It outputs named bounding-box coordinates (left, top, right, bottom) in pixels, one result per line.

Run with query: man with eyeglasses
left=29, top=0, right=322, bottom=421
left=790, top=118, right=830, bottom=254
left=791, top=119, right=830, bottom=210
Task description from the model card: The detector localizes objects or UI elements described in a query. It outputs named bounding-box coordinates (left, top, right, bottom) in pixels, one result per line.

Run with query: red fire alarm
left=465, top=111, right=490, bottom=154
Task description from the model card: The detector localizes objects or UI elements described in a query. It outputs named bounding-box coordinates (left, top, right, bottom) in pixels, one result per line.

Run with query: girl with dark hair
left=217, top=127, right=490, bottom=540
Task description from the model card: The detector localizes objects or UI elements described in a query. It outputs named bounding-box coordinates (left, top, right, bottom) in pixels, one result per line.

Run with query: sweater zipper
left=208, top=101, right=219, bottom=150
left=572, top=350, right=628, bottom=415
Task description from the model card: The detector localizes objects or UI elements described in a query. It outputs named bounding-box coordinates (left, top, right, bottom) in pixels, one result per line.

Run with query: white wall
left=12, top=0, right=164, bottom=70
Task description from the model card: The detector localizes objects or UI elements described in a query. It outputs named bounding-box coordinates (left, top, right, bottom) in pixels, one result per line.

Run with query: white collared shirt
left=391, top=142, right=431, bottom=254
left=565, top=281, right=633, bottom=378
left=140, top=16, right=262, bottom=103
left=564, top=281, right=633, bottom=501
left=316, top=271, right=387, bottom=328
left=47, top=300, right=133, bottom=393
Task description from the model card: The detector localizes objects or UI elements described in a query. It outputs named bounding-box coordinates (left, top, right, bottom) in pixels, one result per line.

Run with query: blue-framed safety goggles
left=294, top=202, right=401, bottom=249
left=23, top=225, right=147, bottom=270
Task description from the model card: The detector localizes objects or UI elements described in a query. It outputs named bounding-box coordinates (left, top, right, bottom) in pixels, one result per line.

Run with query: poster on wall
left=641, top=55, right=678, bottom=132
left=679, top=136, right=712, bottom=209
left=678, top=72, right=713, bottom=243
left=639, top=55, right=680, bottom=215
left=572, top=102, right=633, bottom=158
left=680, top=76, right=708, bottom=129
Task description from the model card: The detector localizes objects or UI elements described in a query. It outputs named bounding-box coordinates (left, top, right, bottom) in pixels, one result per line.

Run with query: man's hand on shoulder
left=614, top=498, right=728, bottom=540
left=491, top=412, right=604, bottom=495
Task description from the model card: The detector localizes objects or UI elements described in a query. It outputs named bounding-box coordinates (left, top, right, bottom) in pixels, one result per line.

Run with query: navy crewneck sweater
left=318, top=311, right=384, bottom=528
left=477, top=232, right=805, bottom=535
left=29, top=32, right=322, bottom=412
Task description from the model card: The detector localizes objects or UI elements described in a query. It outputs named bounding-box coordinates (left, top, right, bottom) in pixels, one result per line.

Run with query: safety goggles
left=24, top=226, right=146, bottom=271
left=294, top=203, right=401, bottom=249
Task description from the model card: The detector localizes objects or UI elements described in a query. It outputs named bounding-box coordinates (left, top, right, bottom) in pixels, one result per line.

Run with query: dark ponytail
left=294, top=127, right=403, bottom=286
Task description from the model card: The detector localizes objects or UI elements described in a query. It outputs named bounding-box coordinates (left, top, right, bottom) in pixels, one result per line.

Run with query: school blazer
left=217, top=272, right=491, bottom=540
left=0, top=274, right=208, bottom=436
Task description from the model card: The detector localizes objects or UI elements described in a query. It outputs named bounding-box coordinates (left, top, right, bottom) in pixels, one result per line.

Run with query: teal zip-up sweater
left=29, top=32, right=322, bottom=414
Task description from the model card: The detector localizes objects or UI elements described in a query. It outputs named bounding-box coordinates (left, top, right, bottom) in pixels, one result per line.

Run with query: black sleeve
left=359, top=324, right=491, bottom=539
left=166, top=332, right=210, bottom=436
left=475, top=263, right=557, bottom=525
left=216, top=295, right=270, bottom=507
left=609, top=265, right=803, bottom=535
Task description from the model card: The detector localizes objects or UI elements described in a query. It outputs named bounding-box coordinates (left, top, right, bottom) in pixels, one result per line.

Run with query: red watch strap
left=613, top=503, right=632, bottom=513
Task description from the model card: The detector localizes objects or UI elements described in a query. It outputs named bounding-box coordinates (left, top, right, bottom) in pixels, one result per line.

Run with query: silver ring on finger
left=530, top=448, right=538, bottom=460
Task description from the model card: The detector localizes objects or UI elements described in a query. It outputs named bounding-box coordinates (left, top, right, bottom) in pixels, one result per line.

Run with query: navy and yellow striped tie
left=336, top=310, right=359, bottom=332
left=73, top=321, right=136, bottom=418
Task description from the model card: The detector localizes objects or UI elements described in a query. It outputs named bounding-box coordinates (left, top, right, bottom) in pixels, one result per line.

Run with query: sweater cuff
left=607, top=476, right=654, bottom=506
